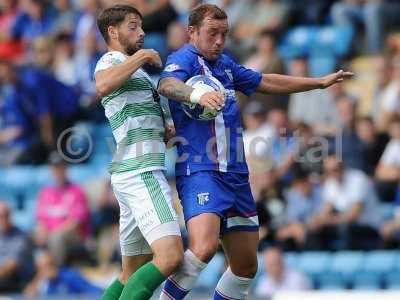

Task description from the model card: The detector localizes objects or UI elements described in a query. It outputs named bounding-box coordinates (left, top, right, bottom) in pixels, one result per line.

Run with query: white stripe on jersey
left=197, top=56, right=228, bottom=172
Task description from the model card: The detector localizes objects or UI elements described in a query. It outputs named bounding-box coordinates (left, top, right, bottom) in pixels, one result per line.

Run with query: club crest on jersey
left=197, top=192, right=210, bottom=206
left=225, top=69, right=233, bottom=82
left=165, top=63, right=180, bottom=72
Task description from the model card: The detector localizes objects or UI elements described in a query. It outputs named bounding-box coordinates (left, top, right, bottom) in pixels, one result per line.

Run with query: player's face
left=117, top=13, right=145, bottom=56
left=190, top=17, right=229, bottom=61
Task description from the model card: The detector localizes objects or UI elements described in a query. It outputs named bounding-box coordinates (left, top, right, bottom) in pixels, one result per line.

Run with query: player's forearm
left=95, top=52, right=148, bottom=98
left=258, top=74, right=324, bottom=94
left=158, top=77, right=193, bottom=103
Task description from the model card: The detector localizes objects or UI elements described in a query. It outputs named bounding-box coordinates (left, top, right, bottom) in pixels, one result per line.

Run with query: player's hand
left=320, top=70, right=354, bottom=88
left=137, top=49, right=162, bottom=68
left=199, top=91, right=225, bottom=111
left=164, top=123, right=176, bottom=148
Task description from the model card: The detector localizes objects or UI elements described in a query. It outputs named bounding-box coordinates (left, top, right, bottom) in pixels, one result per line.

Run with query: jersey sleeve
left=94, top=51, right=126, bottom=75
left=160, top=51, right=193, bottom=82
left=230, top=59, right=262, bottom=96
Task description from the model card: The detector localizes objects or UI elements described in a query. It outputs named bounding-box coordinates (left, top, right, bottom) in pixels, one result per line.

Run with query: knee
left=190, top=240, right=219, bottom=263
left=153, top=246, right=184, bottom=275
left=231, top=259, right=258, bottom=279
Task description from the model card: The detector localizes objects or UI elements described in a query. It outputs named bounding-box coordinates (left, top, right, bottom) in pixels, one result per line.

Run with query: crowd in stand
left=2, top=0, right=400, bottom=296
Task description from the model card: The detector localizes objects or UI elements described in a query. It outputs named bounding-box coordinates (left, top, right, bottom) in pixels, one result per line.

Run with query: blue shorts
left=176, top=171, right=259, bottom=234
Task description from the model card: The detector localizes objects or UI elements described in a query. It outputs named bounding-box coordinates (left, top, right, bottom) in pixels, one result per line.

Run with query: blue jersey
left=160, top=44, right=262, bottom=176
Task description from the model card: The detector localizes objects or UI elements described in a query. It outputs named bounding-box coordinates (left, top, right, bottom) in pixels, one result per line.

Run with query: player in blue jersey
left=158, top=4, right=353, bottom=300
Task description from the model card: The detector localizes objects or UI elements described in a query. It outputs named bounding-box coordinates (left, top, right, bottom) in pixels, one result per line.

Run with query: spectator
left=11, top=0, right=57, bottom=47
left=52, top=32, right=77, bottom=86
left=243, top=100, right=274, bottom=161
left=266, top=108, right=297, bottom=181
left=92, top=181, right=120, bottom=267
left=288, top=58, right=339, bottom=135
left=75, top=0, right=101, bottom=46
left=376, top=117, right=400, bottom=202
left=331, top=0, right=400, bottom=54
left=24, top=250, right=102, bottom=297
left=371, top=56, right=394, bottom=127
left=233, top=0, right=289, bottom=58
left=254, top=246, right=311, bottom=297
left=244, top=30, right=284, bottom=74
left=166, top=21, right=188, bottom=53
left=335, top=94, right=365, bottom=170
left=356, top=116, right=389, bottom=176
left=375, top=57, right=400, bottom=132
left=53, top=0, right=79, bottom=34
left=277, top=168, right=322, bottom=250
left=34, top=151, right=91, bottom=265
left=380, top=190, right=400, bottom=248
left=0, top=202, right=33, bottom=293
left=31, top=36, right=54, bottom=71
left=0, top=61, right=40, bottom=165
left=292, top=123, right=326, bottom=176
left=0, top=0, right=24, bottom=62
left=0, top=60, right=81, bottom=164
left=308, top=155, right=380, bottom=250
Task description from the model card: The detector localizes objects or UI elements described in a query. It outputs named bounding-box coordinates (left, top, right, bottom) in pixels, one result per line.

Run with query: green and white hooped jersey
left=94, top=51, right=166, bottom=175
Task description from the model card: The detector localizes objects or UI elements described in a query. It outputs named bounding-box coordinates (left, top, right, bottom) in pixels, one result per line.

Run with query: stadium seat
left=352, top=272, right=382, bottom=290
left=279, top=26, right=318, bottom=59
left=384, top=272, right=400, bottom=289
left=329, top=251, right=365, bottom=281
left=318, top=272, right=346, bottom=290
left=362, top=251, right=397, bottom=275
left=310, top=26, right=354, bottom=57
left=297, top=252, right=331, bottom=278
left=284, top=252, right=300, bottom=270
left=309, top=56, right=337, bottom=77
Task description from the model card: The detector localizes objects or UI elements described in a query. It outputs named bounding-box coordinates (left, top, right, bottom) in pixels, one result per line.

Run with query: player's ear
left=108, top=25, right=118, bottom=41
left=187, top=25, right=196, bottom=36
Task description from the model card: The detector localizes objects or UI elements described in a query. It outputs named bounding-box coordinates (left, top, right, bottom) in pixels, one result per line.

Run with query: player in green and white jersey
left=94, top=5, right=183, bottom=300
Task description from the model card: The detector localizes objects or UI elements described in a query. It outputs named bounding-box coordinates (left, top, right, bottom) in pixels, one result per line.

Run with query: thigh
left=113, top=170, right=181, bottom=248
left=185, top=213, right=221, bottom=263
left=223, top=173, right=259, bottom=234
left=221, top=230, right=259, bottom=278
left=176, top=171, right=233, bottom=223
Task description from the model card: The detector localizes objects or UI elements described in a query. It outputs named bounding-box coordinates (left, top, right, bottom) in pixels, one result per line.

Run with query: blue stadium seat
left=309, top=56, right=337, bottom=77
left=352, top=272, right=382, bottom=290
left=297, top=252, right=331, bottom=278
left=279, top=26, right=318, bottom=59
left=284, top=252, right=300, bottom=270
left=196, top=253, right=225, bottom=290
left=362, top=251, right=397, bottom=275
left=385, top=272, right=400, bottom=289
left=318, top=272, right=346, bottom=290
left=329, top=251, right=365, bottom=282
left=310, top=26, right=354, bottom=57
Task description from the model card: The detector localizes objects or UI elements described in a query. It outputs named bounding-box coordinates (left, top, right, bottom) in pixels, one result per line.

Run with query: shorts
left=111, top=170, right=181, bottom=256
left=176, top=171, right=259, bottom=234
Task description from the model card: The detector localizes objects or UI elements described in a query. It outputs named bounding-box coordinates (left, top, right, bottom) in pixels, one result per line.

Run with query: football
left=182, top=75, right=226, bottom=121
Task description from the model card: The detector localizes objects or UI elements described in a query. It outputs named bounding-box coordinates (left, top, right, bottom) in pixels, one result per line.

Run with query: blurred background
left=2, top=0, right=400, bottom=299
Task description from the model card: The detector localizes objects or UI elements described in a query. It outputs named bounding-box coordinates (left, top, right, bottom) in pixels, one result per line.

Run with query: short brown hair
left=97, top=5, right=142, bottom=43
left=188, top=4, right=227, bottom=28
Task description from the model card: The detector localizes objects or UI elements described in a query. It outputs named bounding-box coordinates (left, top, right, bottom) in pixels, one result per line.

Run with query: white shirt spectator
left=381, top=80, right=400, bottom=113
left=289, top=89, right=339, bottom=128
left=243, top=122, right=275, bottom=159
left=255, top=268, right=311, bottom=298
left=380, top=139, right=400, bottom=167
left=322, top=169, right=380, bottom=228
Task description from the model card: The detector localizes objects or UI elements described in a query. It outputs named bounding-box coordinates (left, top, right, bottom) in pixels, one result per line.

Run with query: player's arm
left=95, top=49, right=162, bottom=98
left=256, top=70, right=354, bottom=94
left=158, top=77, right=224, bottom=110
